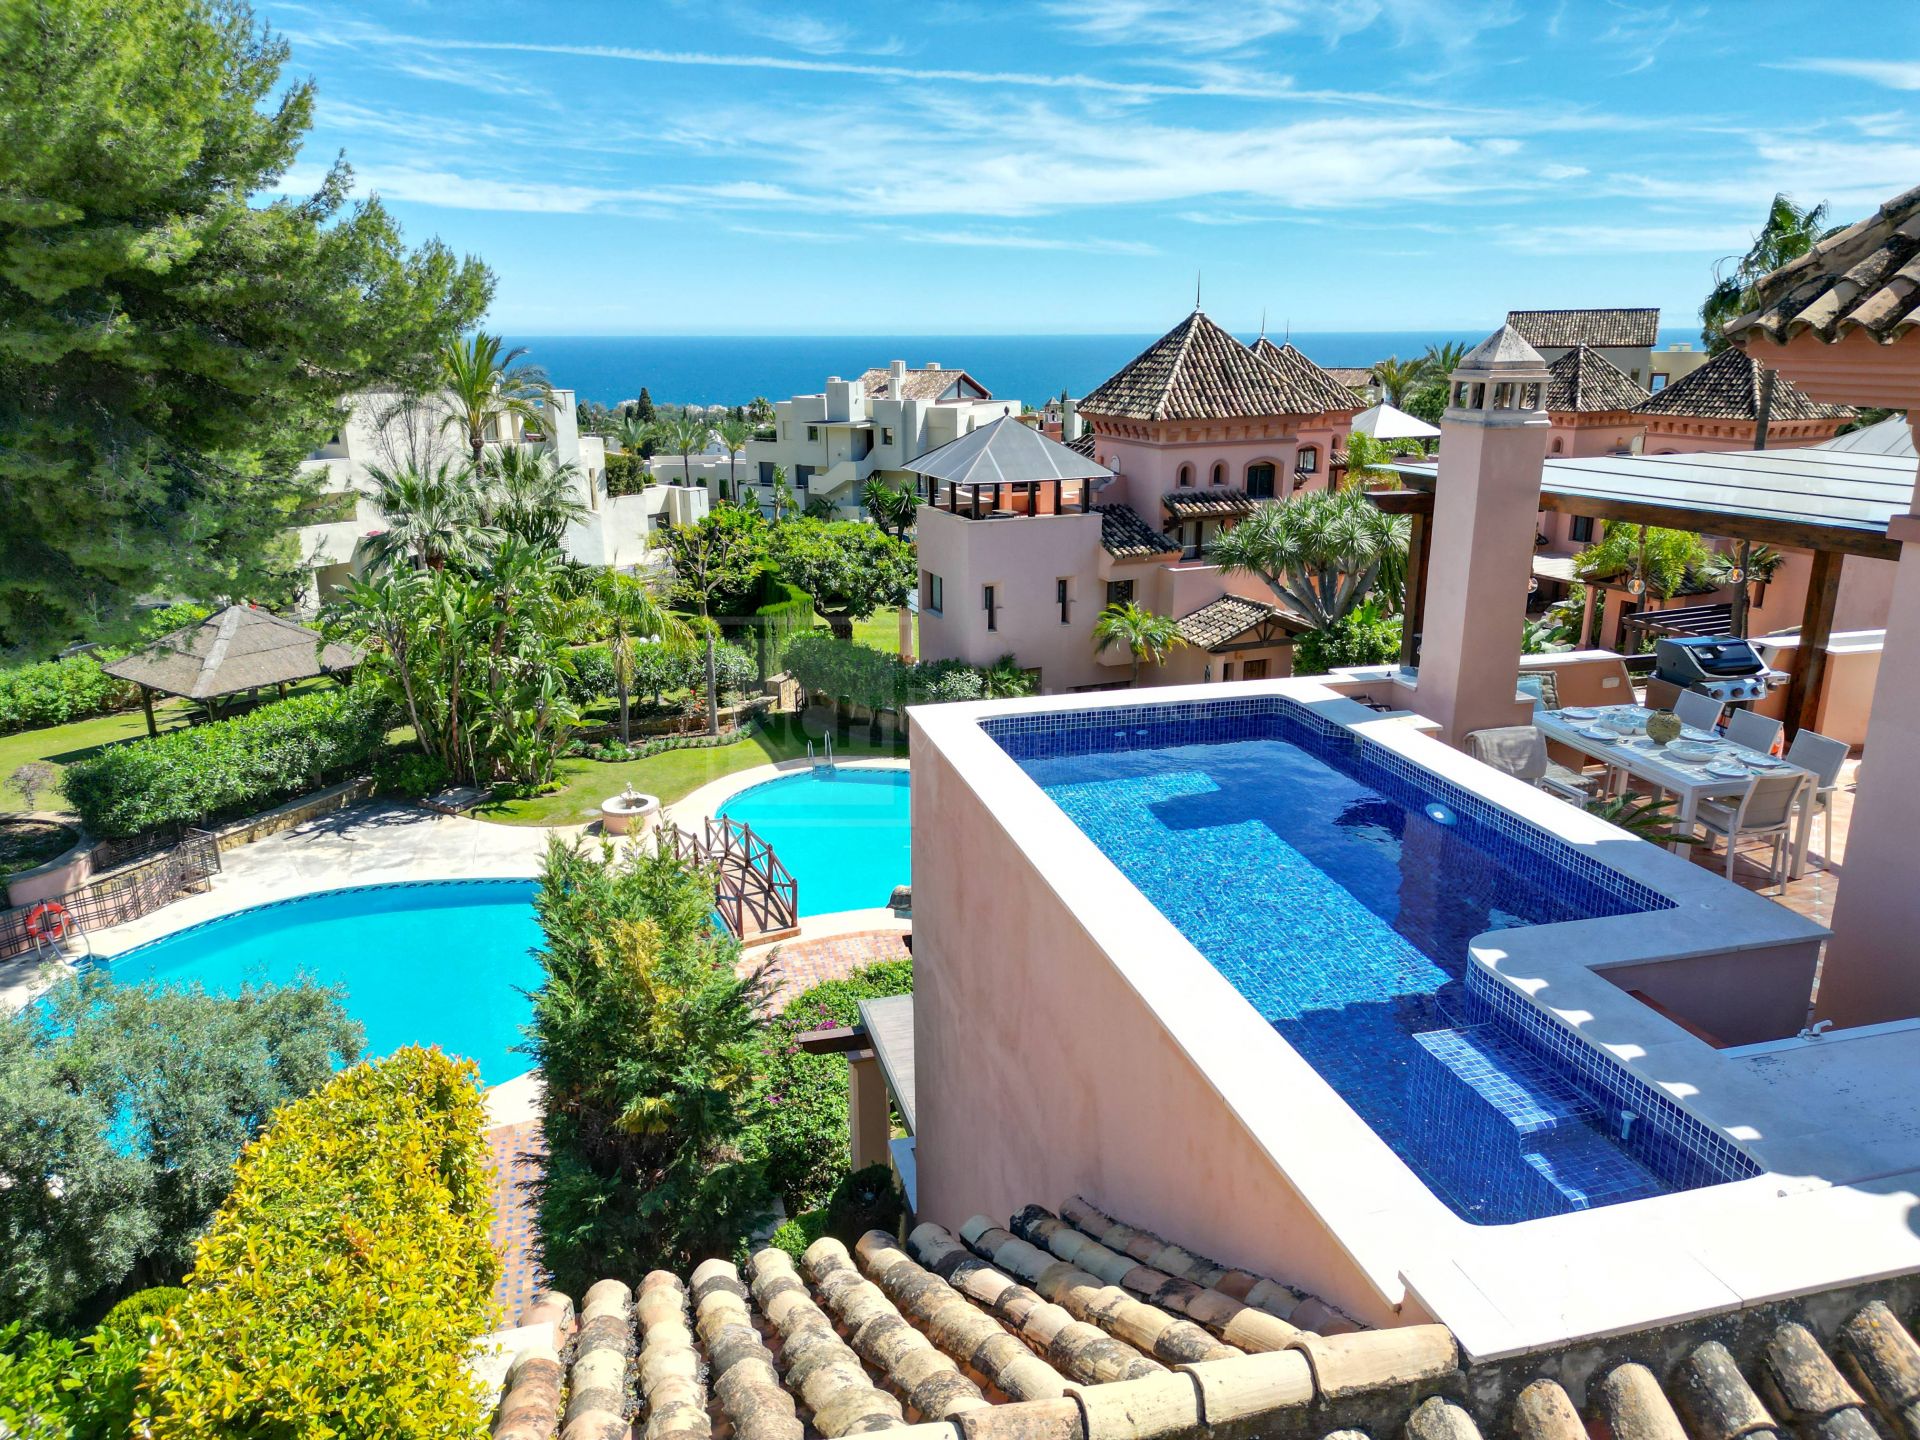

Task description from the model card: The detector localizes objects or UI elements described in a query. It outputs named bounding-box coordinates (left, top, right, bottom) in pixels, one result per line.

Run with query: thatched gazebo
left=102, top=604, right=362, bottom=735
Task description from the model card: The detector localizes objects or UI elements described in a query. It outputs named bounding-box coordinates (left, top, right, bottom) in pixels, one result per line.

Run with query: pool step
left=1407, top=1023, right=1664, bottom=1216
left=1410, top=1024, right=1595, bottom=1137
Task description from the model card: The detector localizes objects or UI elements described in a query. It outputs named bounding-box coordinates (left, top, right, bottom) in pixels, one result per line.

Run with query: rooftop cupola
left=1445, top=324, right=1550, bottom=428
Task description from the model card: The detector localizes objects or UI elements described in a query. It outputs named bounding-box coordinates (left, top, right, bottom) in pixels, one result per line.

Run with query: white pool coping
left=666, top=755, right=911, bottom=831
left=912, top=678, right=1920, bottom=1360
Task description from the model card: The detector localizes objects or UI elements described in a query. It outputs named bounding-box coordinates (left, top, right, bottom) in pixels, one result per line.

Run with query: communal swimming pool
left=987, top=697, right=1758, bottom=1225
left=719, top=767, right=910, bottom=917
left=98, top=880, right=542, bottom=1086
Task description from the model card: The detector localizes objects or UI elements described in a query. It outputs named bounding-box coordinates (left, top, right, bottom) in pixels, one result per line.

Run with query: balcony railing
left=937, top=477, right=1093, bottom=519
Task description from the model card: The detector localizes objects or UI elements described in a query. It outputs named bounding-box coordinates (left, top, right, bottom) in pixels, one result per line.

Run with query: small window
left=983, top=584, right=998, bottom=632
left=1570, top=516, right=1595, bottom=543
left=925, top=571, right=944, bottom=614
left=1105, top=578, right=1135, bottom=607
left=1057, top=577, right=1071, bottom=624
left=1296, top=445, right=1319, bottom=474
left=1178, top=463, right=1194, bottom=488
left=1246, top=462, right=1276, bottom=499
left=807, top=425, right=819, bottom=442
left=882, top=427, right=895, bottom=445
left=1210, top=462, right=1225, bottom=486
left=1550, top=438, right=1564, bottom=455
left=1242, top=658, right=1269, bottom=681
left=1650, top=374, right=1669, bottom=392
left=1221, top=661, right=1235, bottom=682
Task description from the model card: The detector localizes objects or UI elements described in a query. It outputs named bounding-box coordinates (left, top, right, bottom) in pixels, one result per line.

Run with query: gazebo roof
left=905, top=416, right=1110, bottom=485
left=1350, top=402, right=1441, bottom=441
left=102, top=604, right=361, bottom=701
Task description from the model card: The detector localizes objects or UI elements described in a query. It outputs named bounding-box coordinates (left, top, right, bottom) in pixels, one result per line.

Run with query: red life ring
left=26, top=901, right=72, bottom=943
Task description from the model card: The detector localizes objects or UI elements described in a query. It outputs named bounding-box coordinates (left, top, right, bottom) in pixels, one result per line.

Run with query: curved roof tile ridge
left=1728, top=183, right=1920, bottom=347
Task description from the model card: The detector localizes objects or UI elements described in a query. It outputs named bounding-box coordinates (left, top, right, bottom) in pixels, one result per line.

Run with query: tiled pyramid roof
left=1506, top=308, right=1660, bottom=348
left=1081, top=313, right=1354, bottom=422
left=1255, top=339, right=1367, bottom=415
left=1728, top=183, right=1920, bottom=346
left=1323, top=365, right=1379, bottom=390
left=484, top=1193, right=1920, bottom=1440
left=1094, top=504, right=1180, bottom=558
left=1545, top=345, right=1651, bottom=414
left=1635, top=346, right=1853, bottom=422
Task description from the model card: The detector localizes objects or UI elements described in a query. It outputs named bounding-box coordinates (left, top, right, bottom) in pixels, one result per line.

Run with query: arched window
left=1177, top=463, right=1194, bottom=488
left=1210, top=461, right=1225, bottom=486
left=1246, top=462, right=1276, bottom=499
left=1296, top=445, right=1319, bottom=475
left=1550, top=438, right=1564, bottom=455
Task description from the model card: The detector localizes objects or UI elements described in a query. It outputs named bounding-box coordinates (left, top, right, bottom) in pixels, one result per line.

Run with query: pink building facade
left=914, top=312, right=1356, bottom=693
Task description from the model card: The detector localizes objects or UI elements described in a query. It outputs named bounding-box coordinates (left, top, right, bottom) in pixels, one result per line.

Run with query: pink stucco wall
left=909, top=721, right=1412, bottom=1323
left=1089, top=417, right=1349, bottom=520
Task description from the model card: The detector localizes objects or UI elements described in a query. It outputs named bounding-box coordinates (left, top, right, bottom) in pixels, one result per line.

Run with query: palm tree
left=1574, top=522, right=1711, bottom=600
left=1340, top=431, right=1403, bottom=490
left=714, top=416, right=753, bottom=501
left=769, top=467, right=797, bottom=522
left=596, top=570, right=689, bottom=744
left=1420, top=340, right=1467, bottom=377
left=658, top=411, right=714, bottom=487
left=438, top=333, right=557, bottom=469
left=482, top=448, right=591, bottom=551
left=1093, top=601, right=1184, bottom=686
left=861, top=478, right=915, bottom=537
left=1370, top=355, right=1430, bottom=408
left=1211, top=488, right=1410, bottom=629
left=362, top=461, right=496, bottom=574
left=612, top=411, right=653, bottom=457
left=1702, top=194, right=1836, bottom=352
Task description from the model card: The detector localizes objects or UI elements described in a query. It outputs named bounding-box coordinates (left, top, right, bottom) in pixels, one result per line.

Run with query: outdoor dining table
left=1536, top=704, right=1819, bottom=879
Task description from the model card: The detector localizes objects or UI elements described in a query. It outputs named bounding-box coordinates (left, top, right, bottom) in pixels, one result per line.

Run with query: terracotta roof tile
left=1064, top=429, right=1098, bottom=459
left=1635, top=346, right=1853, bottom=422
left=1728, top=183, right=1920, bottom=347
left=481, top=1196, right=1920, bottom=1440
left=1094, top=504, right=1179, bottom=558
left=1507, top=308, right=1661, bottom=348
left=1252, top=338, right=1368, bottom=414
left=1323, top=366, right=1380, bottom=390
left=857, top=365, right=992, bottom=401
left=1175, top=594, right=1301, bottom=649
left=1081, top=312, right=1355, bottom=423
left=1545, top=345, right=1651, bottom=413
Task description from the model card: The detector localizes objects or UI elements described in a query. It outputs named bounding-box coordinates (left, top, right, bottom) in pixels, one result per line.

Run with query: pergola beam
left=1534, top=490, right=1900, bottom=561
left=1784, top=548, right=1843, bottom=738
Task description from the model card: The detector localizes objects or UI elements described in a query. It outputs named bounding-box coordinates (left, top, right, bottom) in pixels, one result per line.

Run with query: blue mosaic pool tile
left=983, top=695, right=1756, bottom=1224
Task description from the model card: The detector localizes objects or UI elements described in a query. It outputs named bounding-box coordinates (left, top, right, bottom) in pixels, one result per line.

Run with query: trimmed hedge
left=604, top=452, right=655, bottom=496
left=61, top=688, right=391, bottom=838
left=0, top=656, right=135, bottom=734
left=140, top=1047, right=497, bottom=1438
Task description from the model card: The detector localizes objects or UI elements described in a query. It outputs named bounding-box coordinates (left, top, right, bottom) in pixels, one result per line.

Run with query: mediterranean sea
left=505, top=330, right=1704, bottom=409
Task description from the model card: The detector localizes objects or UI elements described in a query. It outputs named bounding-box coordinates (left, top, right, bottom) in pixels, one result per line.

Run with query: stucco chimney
left=890, top=359, right=906, bottom=400
left=824, top=376, right=856, bottom=423
left=1062, top=396, right=1081, bottom=442
left=924, top=361, right=941, bottom=370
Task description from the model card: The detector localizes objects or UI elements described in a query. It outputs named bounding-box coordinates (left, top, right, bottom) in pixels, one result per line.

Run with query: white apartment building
left=291, top=389, right=707, bottom=607
left=736, top=361, right=1020, bottom=514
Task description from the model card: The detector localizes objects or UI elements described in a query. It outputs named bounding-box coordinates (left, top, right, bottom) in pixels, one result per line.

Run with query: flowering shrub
left=140, top=1047, right=497, bottom=1438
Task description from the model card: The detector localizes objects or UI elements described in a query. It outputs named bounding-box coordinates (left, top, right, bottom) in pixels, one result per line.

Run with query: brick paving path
left=486, top=1119, right=546, bottom=1321
left=740, top=929, right=910, bottom=1013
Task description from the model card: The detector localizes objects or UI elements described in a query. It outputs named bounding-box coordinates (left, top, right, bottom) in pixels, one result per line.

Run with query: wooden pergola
left=102, top=604, right=361, bottom=736
left=1376, top=444, right=1916, bottom=735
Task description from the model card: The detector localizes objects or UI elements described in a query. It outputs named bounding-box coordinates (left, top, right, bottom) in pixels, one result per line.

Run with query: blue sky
left=267, top=1, right=1920, bottom=336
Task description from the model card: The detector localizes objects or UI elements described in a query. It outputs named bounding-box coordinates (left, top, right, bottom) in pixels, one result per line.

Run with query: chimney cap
left=924, top=361, right=941, bottom=370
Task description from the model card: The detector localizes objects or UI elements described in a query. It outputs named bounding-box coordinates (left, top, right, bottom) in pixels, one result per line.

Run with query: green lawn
left=473, top=722, right=907, bottom=827
left=849, top=612, right=916, bottom=655
left=0, top=681, right=332, bottom=813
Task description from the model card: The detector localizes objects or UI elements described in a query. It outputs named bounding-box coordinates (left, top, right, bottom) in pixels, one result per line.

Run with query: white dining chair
left=1467, top=726, right=1596, bottom=803
left=1691, top=770, right=1809, bottom=891
left=1785, top=728, right=1850, bottom=859
left=1672, top=689, right=1725, bottom=733
left=1723, top=708, right=1782, bottom=755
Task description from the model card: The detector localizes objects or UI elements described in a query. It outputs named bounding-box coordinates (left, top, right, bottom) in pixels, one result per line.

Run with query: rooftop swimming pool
left=97, top=880, right=542, bottom=1086
left=987, top=697, right=1758, bottom=1225
left=719, top=767, right=910, bottom=917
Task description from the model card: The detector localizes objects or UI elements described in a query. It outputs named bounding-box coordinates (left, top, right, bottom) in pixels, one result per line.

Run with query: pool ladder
left=808, top=735, right=835, bottom=771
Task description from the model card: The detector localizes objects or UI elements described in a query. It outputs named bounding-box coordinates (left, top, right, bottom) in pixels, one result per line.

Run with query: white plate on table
left=1744, top=754, right=1790, bottom=770
left=1559, top=706, right=1602, bottom=720
left=1666, top=741, right=1721, bottom=762
left=1680, top=726, right=1719, bottom=742
left=1705, top=759, right=1749, bottom=779
left=1577, top=725, right=1619, bottom=742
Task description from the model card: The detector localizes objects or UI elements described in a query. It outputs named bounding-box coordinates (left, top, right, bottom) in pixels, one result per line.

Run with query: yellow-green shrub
left=139, top=1047, right=500, bottom=1438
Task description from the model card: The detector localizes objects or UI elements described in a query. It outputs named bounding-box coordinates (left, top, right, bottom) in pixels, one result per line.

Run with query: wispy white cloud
left=1775, top=59, right=1920, bottom=91
left=1491, top=221, right=1755, bottom=255
left=880, top=227, right=1160, bottom=256
left=274, top=163, right=805, bottom=216
left=1041, top=0, right=1520, bottom=55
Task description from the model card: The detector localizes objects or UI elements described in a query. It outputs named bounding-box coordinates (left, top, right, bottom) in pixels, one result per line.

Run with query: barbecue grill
left=1652, top=635, right=1788, bottom=707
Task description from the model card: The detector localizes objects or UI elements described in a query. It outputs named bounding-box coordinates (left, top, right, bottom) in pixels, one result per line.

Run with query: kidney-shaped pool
left=96, top=879, right=543, bottom=1086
